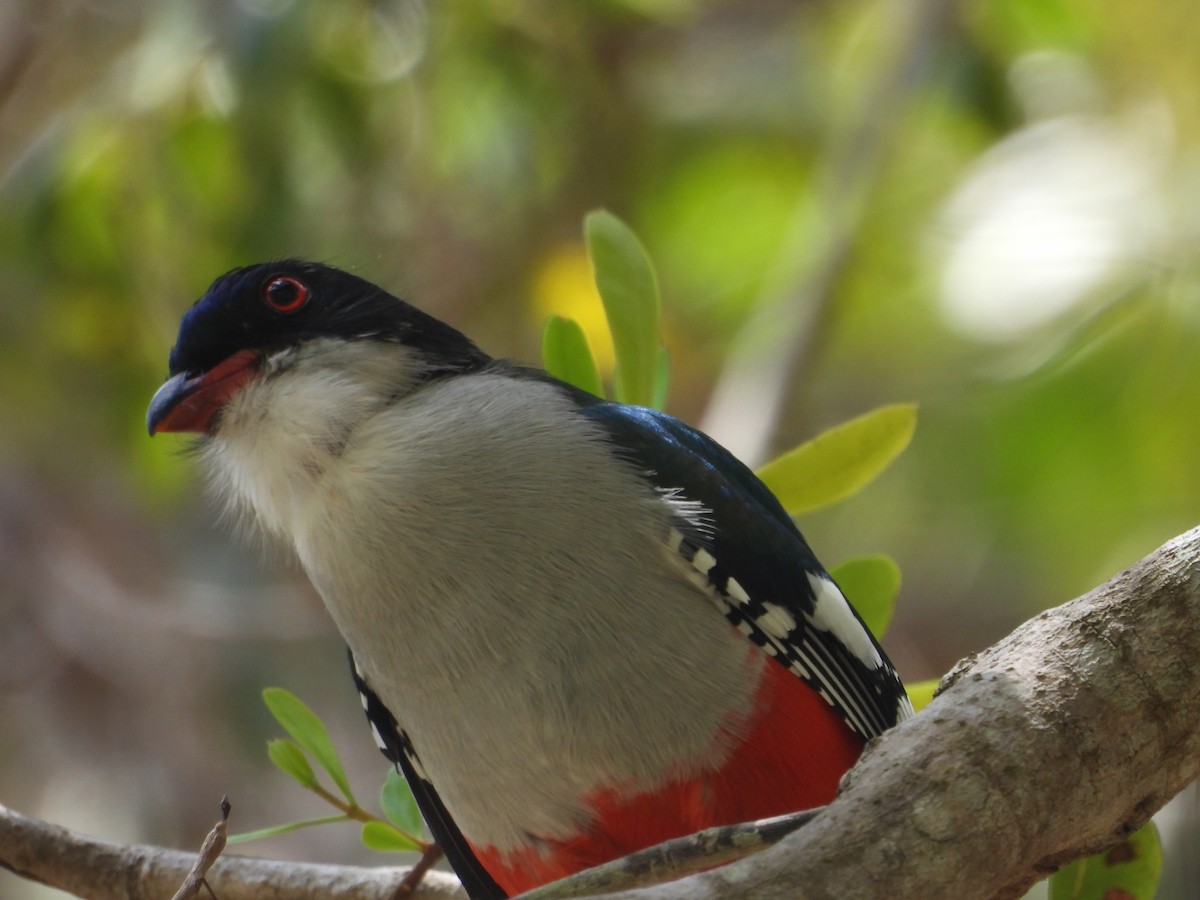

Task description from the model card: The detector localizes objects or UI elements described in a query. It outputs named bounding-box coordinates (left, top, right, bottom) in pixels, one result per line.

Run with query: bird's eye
left=263, top=276, right=309, bottom=313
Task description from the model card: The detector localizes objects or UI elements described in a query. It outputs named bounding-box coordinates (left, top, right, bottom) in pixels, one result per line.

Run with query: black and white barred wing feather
left=349, top=653, right=506, bottom=900
left=584, top=402, right=913, bottom=741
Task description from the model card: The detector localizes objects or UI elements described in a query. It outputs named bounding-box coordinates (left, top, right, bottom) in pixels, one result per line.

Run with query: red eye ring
left=263, top=276, right=309, bottom=313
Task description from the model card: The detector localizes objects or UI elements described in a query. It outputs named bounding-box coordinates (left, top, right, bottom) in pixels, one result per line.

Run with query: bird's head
left=147, top=260, right=490, bottom=436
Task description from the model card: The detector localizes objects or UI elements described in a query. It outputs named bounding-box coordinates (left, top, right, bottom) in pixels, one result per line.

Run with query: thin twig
left=0, top=800, right=465, bottom=899
left=170, top=797, right=231, bottom=900
left=302, top=783, right=430, bottom=851
left=388, top=844, right=445, bottom=899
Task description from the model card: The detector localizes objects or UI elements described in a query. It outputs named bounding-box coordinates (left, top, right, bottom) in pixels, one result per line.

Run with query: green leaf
left=262, top=687, right=356, bottom=805
left=829, top=554, right=901, bottom=639
left=1049, top=821, right=1162, bottom=900
left=380, top=768, right=425, bottom=837
left=585, top=209, right=662, bottom=407
left=266, top=738, right=318, bottom=790
left=652, top=345, right=670, bottom=410
left=361, top=820, right=423, bottom=852
left=227, top=814, right=349, bottom=844
left=542, top=314, right=604, bottom=398
left=756, top=403, right=917, bottom=516
left=905, top=678, right=939, bottom=712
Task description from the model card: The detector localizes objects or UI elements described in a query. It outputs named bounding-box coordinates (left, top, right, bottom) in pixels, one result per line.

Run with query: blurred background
left=1, top=0, right=1197, bottom=897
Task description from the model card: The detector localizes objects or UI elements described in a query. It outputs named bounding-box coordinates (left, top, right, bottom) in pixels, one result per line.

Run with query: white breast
left=204, top=353, right=763, bottom=852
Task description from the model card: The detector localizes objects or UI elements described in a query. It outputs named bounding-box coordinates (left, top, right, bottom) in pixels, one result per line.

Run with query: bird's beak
left=147, top=349, right=261, bottom=435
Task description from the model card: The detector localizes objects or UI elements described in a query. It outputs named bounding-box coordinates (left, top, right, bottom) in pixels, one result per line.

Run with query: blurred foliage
left=3, top=0, right=1200, bottom=896
left=2, top=0, right=1196, bottom=619
left=1050, top=821, right=1163, bottom=900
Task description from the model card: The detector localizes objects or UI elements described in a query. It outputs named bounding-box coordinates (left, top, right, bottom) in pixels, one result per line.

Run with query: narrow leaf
left=905, top=678, right=939, bottom=712
left=227, top=814, right=349, bottom=844
left=756, top=403, right=917, bottom=516
left=652, top=345, right=670, bottom=410
left=262, top=687, right=356, bottom=805
left=1049, top=821, right=1162, bottom=900
left=361, top=820, right=422, bottom=852
left=266, top=738, right=318, bottom=790
left=585, top=210, right=661, bottom=407
left=542, top=315, right=604, bottom=398
left=829, top=554, right=902, bottom=639
left=380, top=768, right=425, bottom=838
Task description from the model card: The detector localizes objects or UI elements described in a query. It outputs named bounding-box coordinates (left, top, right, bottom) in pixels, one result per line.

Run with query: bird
left=147, top=260, right=913, bottom=899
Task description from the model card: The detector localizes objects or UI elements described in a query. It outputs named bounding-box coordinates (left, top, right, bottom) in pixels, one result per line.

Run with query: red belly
left=473, top=656, right=863, bottom=895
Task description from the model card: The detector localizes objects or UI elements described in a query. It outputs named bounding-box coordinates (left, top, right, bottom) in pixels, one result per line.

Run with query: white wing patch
left=669, top=526, right=909, bottom=740
left=353, top=662, right=433, bottom=781
left=805, top=573, right=883, bottom=668
left=758, top=602, right=798, bottom=637
left=692, top=548, right=717, bottom=575
left=369, top=719, right=388, bottom=753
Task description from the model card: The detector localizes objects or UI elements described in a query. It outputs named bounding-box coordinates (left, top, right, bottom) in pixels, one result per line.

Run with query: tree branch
left=579, top=526, right=1200, bottom=899
left=4, top=526, right=1199, bottom=899
left=0, top=802, right=465, bottom=900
